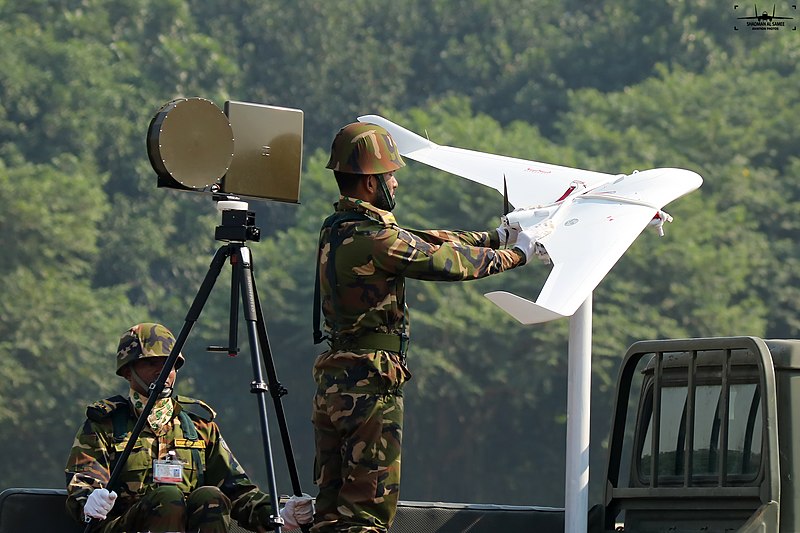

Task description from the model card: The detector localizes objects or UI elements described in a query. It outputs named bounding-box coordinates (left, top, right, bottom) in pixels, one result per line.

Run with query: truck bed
left=0, top=487, right=570, bottom=533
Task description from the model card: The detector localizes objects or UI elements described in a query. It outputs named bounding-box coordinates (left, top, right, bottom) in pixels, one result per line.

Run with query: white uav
left=359, top=114, right=702, bottom=324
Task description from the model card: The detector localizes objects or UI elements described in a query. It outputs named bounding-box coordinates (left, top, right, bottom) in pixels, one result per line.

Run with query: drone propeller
left=503, top=174, right=510, bottom=215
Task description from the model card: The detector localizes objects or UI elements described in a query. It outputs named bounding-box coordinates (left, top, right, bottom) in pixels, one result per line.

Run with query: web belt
left=331, top=332, right=409, bottom=357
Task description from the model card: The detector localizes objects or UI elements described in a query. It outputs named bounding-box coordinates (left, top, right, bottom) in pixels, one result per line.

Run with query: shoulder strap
left=106, top=402, right=132, bottom=493
left=86, top=395, right=129, bottom=422
left=178, top=411, right=198, bottom=440
left=85, top=395, right=129, bottom=443
left=313, top=211, right=370, bottom=344
left=175, top=395, right=216, bottom=421
left=111, top=405, right=130, bottom=443
left=177, top=409, right=205, bottom=486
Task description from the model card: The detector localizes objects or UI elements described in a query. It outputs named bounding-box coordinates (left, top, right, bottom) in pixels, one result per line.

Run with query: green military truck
left=0, top=336, right=796, bottom=532
left=602, top=335, right=794, bottom=532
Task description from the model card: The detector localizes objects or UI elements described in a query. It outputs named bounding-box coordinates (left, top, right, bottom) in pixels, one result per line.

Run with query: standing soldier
left=65, top=322, right=314, bottom=533
left=311, top=122, right=550, bottom=532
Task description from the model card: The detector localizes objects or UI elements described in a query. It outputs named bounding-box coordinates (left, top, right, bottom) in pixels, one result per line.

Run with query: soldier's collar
left=129, top=389, right=174, bottom=436
left=336, top=196, right=396, bottom=225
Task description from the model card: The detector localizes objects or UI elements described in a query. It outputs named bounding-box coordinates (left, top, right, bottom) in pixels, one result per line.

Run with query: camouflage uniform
left=65, top=393, right=276, bottom=532
left=312, top=196, right=525, bottom=532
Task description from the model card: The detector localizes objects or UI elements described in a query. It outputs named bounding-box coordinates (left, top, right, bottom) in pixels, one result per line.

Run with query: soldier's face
left=372, top=172, right=397, bottom=211
left=383, top=172, right=397, bottom=192
left=124, top=358, right=177, bottom=396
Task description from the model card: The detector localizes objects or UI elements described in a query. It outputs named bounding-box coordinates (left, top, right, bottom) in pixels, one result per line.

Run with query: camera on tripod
left=133, top=99, right=311, bottom=533
left=146, top=97, right=304, bottom=204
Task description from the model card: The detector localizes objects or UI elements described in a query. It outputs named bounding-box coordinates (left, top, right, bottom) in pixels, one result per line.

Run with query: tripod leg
left=82, top=244, right=231, bottom=533
left=237, top=246, right=284, bottom=532
left=252, top=264, right=305, bottom=494
left=248, top=248, right=313, bottom=533
left=226, top=252, right=241, bottom=357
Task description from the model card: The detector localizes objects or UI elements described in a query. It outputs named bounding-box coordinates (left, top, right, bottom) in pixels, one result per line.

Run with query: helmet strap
left=376, top=173, right=396, bottom=211
left=130, top=366, right=173, bottom=399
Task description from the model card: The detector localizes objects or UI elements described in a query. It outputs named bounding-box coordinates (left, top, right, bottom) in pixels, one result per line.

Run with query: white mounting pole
left=564, top=294, right=592, bottom=533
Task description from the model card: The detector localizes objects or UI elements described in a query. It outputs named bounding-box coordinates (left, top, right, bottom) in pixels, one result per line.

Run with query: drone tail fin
left=485, top=291, right=567, bottom=325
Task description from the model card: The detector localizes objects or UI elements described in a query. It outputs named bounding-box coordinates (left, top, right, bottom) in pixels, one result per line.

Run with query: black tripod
left=85, top=198, right=308, bottom=533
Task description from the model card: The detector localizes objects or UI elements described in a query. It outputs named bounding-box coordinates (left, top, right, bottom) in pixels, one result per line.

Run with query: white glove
left=279, top=493, right=315, bottom=529
left=83, top=488, right=117, bottom=520
left=495, top=219, right=521, bottom=248
left=513, top=220, right=554, bottom=264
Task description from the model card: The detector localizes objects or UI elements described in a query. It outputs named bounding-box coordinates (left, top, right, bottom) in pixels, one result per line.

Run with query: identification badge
left=153, top=454, right=183, bottom=484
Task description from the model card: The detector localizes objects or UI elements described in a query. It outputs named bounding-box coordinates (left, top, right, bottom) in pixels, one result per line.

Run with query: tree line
left=0, top=0, right=797, bottom=506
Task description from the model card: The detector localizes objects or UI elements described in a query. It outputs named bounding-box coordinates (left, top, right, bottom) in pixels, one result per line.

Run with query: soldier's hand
left=495, top=219, right=521, bottom=248
left=514, top=221, right=554, bottom=265
left=279, top=493, right=315, bottom=529
left=83, top=488, right=117, bottom=520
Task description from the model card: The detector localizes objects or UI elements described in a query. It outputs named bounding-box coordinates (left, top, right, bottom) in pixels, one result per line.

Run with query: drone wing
left=487, top=168, right=702, bottom=323
left=357, top=115, right=702, bottom=324
left=358, top=114, right=614, bottom=207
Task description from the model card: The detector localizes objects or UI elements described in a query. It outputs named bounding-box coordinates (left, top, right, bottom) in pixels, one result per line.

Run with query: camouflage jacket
left=315, top=196, right=524, bottom=356
left=65, top=395, right=273, bottom=530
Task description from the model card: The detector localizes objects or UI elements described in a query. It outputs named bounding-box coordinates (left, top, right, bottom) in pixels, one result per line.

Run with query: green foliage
left=0, top=0, right=798, bottom=509
left=559, top=60, right=800, bottom=339
left=0, top=156, right=143, bottom=486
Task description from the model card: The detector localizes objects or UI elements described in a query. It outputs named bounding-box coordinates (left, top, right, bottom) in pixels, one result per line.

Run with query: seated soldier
left=65, top=322, right=313, bottom=533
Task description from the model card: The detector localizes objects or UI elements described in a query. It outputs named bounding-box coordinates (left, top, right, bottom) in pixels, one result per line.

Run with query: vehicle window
left=727, top=383, right=762, bottom=476
left=639, top=382, right=761, bottom=483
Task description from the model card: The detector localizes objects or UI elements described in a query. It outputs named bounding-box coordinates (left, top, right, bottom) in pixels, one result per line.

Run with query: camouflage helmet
left=115, top=323, right=185, bottom=376
left=326, top=122, right=405, bottom=175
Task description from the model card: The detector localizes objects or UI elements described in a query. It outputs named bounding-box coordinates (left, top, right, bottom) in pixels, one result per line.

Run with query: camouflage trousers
left=311, top=349, right=409, bottom=533
left=97, top=485, right=232, bottom=533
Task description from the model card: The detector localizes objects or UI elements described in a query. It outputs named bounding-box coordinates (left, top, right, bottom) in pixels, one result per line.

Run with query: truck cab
left=603, top=336, right=800, bottom=532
